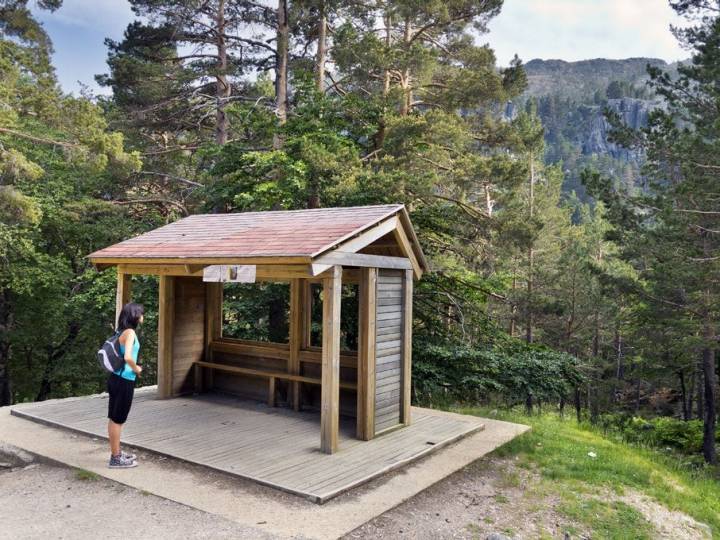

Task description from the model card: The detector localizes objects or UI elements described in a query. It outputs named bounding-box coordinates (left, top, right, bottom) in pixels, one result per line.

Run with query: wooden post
left=400, top=269, right=413, bottom=424
left=289, top=278, right=302, bottom=411
left=157, top=275, right=175, bottom=399
left=321, top=265, right=342, bottom=454
left=203, top=282, right=223, bottom=391
left=357, top=267, right=377, bottom=440
left=115, top=269, right=132, bottom=328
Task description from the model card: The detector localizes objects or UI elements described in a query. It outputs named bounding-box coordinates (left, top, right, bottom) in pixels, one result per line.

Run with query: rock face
left=582, top=98, right=659, bottom=162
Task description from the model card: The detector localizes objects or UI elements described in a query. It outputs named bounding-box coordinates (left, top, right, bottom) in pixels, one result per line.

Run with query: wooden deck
left=11, top=388, right=484, bottom=503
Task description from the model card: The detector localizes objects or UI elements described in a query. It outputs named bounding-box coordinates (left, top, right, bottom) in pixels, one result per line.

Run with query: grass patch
left=74, top=468, right=98, bottom=481
left=560, top=495, right=654, bottom=539
left=455, top=408, right=720, bottom=537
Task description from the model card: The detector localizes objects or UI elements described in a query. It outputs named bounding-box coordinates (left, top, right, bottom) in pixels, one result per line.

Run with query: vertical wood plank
left=289, top=278, right=302, bottom=411
left=357, top=267, right=377, bottom=440
left=115, top=269, right=132, bottom=328
left=302, top=280, right=312, bottom=348
left=157, top=275, right=175, bottom=399
left=400, top=269, right=413, bottom=425
left=268, top=377, right=276, bottom=407
left=204, top=282, right=223, bottom=390
left=320, top=265, right=342, bottom=454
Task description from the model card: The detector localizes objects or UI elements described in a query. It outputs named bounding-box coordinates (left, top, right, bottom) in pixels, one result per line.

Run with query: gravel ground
left=0, top=449, right=281, bottom=540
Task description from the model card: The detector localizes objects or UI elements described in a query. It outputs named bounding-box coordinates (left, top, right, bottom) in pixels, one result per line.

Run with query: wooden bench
left=194, top=360, right=357, bottom=407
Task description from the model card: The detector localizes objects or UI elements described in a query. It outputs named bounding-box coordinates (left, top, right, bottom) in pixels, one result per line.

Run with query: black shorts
left=107, top=374, right=135, bottom=424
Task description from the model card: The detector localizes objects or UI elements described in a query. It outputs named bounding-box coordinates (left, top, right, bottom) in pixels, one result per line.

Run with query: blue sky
left=34, top=0, right=689, bottom=95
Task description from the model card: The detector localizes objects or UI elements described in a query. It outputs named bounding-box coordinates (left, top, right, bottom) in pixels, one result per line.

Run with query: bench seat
left=194, top=360, right=357, bottom=407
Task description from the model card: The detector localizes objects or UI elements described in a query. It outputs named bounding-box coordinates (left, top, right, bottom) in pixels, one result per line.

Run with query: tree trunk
left=701, top=322, right=717, bottom=464
left=373, top=11, right=392, bottom=150
left=399, top=16, right=412, bottom=116
left=679, top=370, right=689, bottom=421
left=315, top=1, right=326, bottom=92
left=574, top=386, right=581, bottom=423
left=215, top=0, right=230, bottom=145
left=526, top=157, right=534, bottom=344
left=697, top=361, right=705, bottom=420
left=0, top=288, right=12, bottom=406
left=273, top=0, right=289, bottom=150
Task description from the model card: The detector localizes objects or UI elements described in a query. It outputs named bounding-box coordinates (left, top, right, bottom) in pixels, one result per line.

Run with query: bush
left=597, top=413, right=716, bottom=455
left=412, top=337, right=583, bottom=409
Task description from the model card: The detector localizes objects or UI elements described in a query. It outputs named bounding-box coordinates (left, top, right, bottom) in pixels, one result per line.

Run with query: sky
left=34, top=0, right=690, bottom=95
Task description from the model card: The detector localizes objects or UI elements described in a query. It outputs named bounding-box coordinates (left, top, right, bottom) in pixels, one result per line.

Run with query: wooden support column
left=202, top=282, right=223, bottom=391
left=289, top=278, right=303, bottom=411
left=320, top=265, right=342, bottom=454
left=115, top=270, right=132, bottom=328
left=157, top=275, right=175, bottom=399
left=400, top=269, right=413, bottom=424
left=357, top=267, right=377, bottom=440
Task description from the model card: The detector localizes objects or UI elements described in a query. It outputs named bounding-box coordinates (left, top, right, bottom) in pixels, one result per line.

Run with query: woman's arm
left=122, top=330, right=142, bottom=374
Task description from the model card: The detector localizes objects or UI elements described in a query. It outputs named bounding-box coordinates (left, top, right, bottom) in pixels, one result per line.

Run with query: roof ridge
left=183, top=203, right=403, bottom=219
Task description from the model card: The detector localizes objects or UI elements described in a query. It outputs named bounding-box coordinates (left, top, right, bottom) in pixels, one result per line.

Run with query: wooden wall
left=171, top=277, right=206, bottom=395
left=374, top=269, right=404, bottom=433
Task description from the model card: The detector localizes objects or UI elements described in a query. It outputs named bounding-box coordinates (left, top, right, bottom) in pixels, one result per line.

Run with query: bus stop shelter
left=88, top=204, right=428, bottom=454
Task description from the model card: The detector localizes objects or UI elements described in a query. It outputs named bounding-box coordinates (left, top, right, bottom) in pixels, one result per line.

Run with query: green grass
left=74, top=468, right=99, bottom=481
left=455, top=408, right=720, bottom=537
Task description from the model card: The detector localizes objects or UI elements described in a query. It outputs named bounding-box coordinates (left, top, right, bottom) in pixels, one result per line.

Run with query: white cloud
left=486, top=0, right=689, bottom=65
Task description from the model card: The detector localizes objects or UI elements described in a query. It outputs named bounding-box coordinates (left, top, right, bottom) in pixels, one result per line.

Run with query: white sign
left=203, top=265, right=256, bottom=283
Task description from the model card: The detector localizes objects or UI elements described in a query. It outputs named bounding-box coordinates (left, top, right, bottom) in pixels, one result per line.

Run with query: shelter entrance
left=91, top=205, right=428, bottom=454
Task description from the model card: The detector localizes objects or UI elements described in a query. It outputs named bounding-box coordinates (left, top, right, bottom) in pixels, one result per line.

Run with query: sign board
left=203, top=265, right=256, bottom=283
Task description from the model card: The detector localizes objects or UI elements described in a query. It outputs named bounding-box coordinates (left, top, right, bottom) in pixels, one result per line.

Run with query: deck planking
left=10, top=389, right=483, bottom=503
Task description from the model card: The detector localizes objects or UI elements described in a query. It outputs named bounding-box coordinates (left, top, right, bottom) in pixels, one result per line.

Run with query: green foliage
left=596, top=414, right=719, bottom=456
left=413, top=336, right=583, bottom=408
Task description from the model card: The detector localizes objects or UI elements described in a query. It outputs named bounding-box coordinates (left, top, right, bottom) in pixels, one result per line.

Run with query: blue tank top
left=117, top=331, right=140, bottom=382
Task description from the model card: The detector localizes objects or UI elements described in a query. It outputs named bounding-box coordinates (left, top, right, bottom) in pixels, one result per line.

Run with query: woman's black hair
left=117, top=302, right=144, bottom=331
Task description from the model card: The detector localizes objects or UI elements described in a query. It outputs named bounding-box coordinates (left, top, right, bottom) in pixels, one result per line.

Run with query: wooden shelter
left=88, top=204, right=428, bottom=454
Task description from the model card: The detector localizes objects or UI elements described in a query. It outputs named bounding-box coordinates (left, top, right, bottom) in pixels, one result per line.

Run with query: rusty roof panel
left=89, top=204, right=404, bottom=261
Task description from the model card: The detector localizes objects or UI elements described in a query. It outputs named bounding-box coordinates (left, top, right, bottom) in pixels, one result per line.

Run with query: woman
left=107, top=302, right=144, bottom=469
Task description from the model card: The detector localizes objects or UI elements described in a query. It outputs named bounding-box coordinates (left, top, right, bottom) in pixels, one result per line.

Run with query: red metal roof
left=88, top=204, right=405, bottom=261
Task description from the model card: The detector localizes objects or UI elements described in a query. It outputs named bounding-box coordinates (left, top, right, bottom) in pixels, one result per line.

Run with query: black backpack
left=97, top=330, right=125, bottom=374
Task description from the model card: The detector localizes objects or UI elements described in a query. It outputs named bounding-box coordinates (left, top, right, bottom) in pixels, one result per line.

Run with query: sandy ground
left=0, top=452, right=283, bottom=540
left=2, top=433, right=711, bottom=540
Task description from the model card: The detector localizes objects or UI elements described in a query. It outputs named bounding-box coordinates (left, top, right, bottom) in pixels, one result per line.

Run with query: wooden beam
left=115, top=270, right=132, bottom=329
left=400, top=269, right=413, bottom=424
left=157, top=275, right=175, bottom=399
left=119, top=263, right=314, bottom=280
left=393, top=220, right=423, bottom=280
left=357, top=267, right=377, bottom=440
left=320, top=265, right=342, bottom=454
left=311, top=251, right=412, bottom=276
left=203, top=281, right=223, bottom=391
left=310, top=217, right=399, bottom=275
left=302, top=281, right=312, bottom=349
left=289, top=278, right=303, bottom=411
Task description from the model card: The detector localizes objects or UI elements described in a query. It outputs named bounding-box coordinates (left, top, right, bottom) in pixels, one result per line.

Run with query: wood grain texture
left=11, top=391, right=485, bottom=503
left=374, top=269, right=403, bottom=435
left=157, top=275, right=175, bottom=399
left=289, top=278, right=303, bottom=411
left=357, top=267, right=376, bottom=440
left=321, top=265, right=342, bottom=454
left=115, top=271, right=132, bottom=328
left=171, top=278, right=206, bottom=396
left=401, top=269, right=413, bottom=425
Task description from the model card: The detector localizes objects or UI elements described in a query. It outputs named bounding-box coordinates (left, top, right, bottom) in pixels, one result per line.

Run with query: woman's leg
left=108, top=420, right=122, bottom=456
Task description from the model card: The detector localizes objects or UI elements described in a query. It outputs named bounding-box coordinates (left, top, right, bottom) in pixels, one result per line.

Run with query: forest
left=0, top=0, right=718, bottom=468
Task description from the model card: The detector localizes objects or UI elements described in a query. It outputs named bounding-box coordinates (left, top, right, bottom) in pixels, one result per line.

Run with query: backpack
left=97, top=330, right=126, bottom=374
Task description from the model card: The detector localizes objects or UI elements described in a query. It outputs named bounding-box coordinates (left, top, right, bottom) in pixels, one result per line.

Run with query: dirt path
left=343, top=457, right=711, bottom=540
left=0, top=448, right=283, bottom=540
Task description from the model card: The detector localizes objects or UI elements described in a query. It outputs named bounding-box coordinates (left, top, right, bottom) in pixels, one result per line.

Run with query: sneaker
left=120, top=450, right=137, bottom=461
left=108, top=454, right=138, bottom=469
